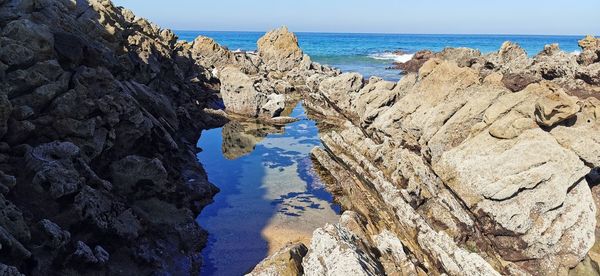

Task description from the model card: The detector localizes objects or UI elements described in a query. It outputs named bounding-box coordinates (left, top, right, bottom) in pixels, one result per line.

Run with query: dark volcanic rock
left=0, top=0, right=223, bottom=275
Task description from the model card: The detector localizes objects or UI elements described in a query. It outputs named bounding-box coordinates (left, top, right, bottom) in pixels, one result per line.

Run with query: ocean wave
left=570, top=50, right=581, bottom=55
left=369, top=52, right=414, bottom=63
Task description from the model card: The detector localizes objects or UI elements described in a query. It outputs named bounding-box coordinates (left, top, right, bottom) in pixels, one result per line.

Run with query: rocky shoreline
left=1, top=0, right=599, bottom=275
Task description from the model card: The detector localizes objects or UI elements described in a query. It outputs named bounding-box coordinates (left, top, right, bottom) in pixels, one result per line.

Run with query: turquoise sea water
left=176, top=31, right=583, bottom=81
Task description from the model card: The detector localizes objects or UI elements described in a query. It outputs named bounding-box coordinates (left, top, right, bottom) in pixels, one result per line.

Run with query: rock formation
left=0, top=0, right=228, bottom=274
left=1, top=0, right=600, bottom=275
left=190, top=26, right=338, bottom=119
left=279, top=37, right=600, bottom=276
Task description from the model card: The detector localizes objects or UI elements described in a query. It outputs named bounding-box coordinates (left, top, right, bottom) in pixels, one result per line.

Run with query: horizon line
left=172, top=29, right=595, bottom=37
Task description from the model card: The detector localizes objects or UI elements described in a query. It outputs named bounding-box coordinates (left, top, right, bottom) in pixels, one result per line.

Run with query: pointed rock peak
left=257, top=26, right=304, bottom=71
left=498, top=41, right=527, bottom=58
left=192, top=36, right=227, bottom=52
left=579, top=35, right=600, bottom=51
left=538, top=43, right=561, bottom=56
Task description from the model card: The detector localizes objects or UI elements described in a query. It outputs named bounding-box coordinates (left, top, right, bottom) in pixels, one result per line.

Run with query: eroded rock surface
left=293, top=38, right=600, bottom=276
left=0, top=0, right=225, bottom=274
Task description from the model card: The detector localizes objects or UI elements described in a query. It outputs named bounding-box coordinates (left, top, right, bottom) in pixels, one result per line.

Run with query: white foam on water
left=369, top=52, right=414, bottom=63
left=570, top=50, right=581, bottom=55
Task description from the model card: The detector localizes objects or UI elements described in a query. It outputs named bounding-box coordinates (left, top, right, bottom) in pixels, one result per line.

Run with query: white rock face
left=219, top=66, right=284, bottom=118
left=302, top=212, right=384, bottom=276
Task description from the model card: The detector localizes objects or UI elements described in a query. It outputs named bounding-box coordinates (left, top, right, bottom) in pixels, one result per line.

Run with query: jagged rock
left=0, top=19, right=54, bottom=61
left=317, top=73, right=364, bottom=112
left=576, top=63, right=600, bottom=85
left=110, top=155, right=168, bottom=196
left=532, top=45, right=579, bottom=81
left=0, top=263, right=24, bottom=276
left=307, top=47, right=599, bottom=275
left=219, top=66, right=284, bottom=118
left=579, top=35, right=600, bottom=51
left=534, top=88, right=581, bottom=127
left=0, top=94, right=11, bottom=139
left=302, top=212, right=385, bottom=276
left=25, top=142, right=83, bottom=199
left=502, top=72, right=541, bottom=92
left=437, top=47, right=482, bottom=67
left=0, top=171, right=15, bottom=195
left=0, top=193, right=29, bottom=243
left=37, top=219, right=70, bottom=249
left=73, top=241, right=99, bottom=264
left=112, top=209, right=142, bottom=239
left=550, top=97, right=600, bottom=167
left=257, top=26, right=304, bottom=72
left=246, top=243, right=308, bottom=276
left=0, top=37, right=34, bottom=66
left=74, top=185, right=117, bottom=231
left=485, top=41, right=533, bottom=73
left=94, top=245, right=110, bottom=265
left=394, top=50, right=434, bottom=72
left=191, top=36, right=233, bottom=69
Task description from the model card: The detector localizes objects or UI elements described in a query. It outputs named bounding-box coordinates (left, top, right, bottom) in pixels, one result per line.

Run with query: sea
left=176, top=31, right=583, bottom=82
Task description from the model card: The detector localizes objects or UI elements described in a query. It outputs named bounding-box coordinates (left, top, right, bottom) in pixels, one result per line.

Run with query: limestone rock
left=257, top=26, right=304, bottom=72
left=534, top=88, right=580, bottom=127
left=579, top=35, right=600, bottom=51
left=219, top=66, right=284, bottom=118
left=302, top=212, right=385, bottom=276
left=246, top=243, right=308, bottom=276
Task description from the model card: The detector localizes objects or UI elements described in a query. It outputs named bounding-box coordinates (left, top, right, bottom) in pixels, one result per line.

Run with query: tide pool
left=196, top=103, right=340, bottom=276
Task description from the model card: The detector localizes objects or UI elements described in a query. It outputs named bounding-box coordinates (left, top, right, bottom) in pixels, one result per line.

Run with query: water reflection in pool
left=196, top=102, right=340, bottom=276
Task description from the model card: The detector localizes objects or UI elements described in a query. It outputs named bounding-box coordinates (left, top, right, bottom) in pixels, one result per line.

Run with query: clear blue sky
left=112, top=0, right=599, bottom=35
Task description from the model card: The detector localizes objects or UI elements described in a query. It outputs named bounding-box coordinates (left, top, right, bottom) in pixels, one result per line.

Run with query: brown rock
left=394, top=50, right=434, bottom=72
left=534, top=88, right=581, bottom=127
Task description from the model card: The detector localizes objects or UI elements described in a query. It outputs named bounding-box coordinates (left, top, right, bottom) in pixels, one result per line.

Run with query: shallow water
left=196, top=103, right=340, bottom=276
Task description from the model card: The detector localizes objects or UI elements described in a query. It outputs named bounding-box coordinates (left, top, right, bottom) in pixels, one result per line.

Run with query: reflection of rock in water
left=221, top=121, right=285, bottom=160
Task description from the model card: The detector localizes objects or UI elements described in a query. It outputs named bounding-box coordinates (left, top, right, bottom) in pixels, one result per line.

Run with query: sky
left=112, top=0, right=599, bottom=35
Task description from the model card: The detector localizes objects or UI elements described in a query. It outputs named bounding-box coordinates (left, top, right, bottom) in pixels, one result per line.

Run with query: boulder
left=302, top=212, right=385, bottom=276
left=394, top=50, right=434, bottom=72
left=1, top=19, right=54, bottom=61
left=502, top=72, right=541, bottom=92
left=25, top=142, right=83, bottom=199
left=246, top=243, right=308, bottom=276
left=109, top=155, right=168, bottom=196
left=37, top=219, right=71, bottom=249
left=534, top=88, right=580, bottom=127
left=219, top=66, right=284, bottom=118
left=257, top=26, right=304, bottom=72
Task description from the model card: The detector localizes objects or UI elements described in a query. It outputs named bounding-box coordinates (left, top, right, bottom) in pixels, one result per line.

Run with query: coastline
left=0, top=0, right=599, bottom=275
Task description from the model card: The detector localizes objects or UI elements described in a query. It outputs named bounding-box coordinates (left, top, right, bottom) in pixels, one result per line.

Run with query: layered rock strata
left=251, top=38, right=600, bottom=276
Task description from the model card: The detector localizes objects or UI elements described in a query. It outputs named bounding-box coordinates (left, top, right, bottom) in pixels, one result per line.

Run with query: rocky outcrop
left=246, top=243, right=308, bottom=276
left=296, top=41, right=600, bottom=275
left=0, top=0, right=226, bottom=274
left=192, top=26, right=339, bottom=119
left=257, top=26, right=305, bottom=72
left=219, top=66, right=285, bottom=118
